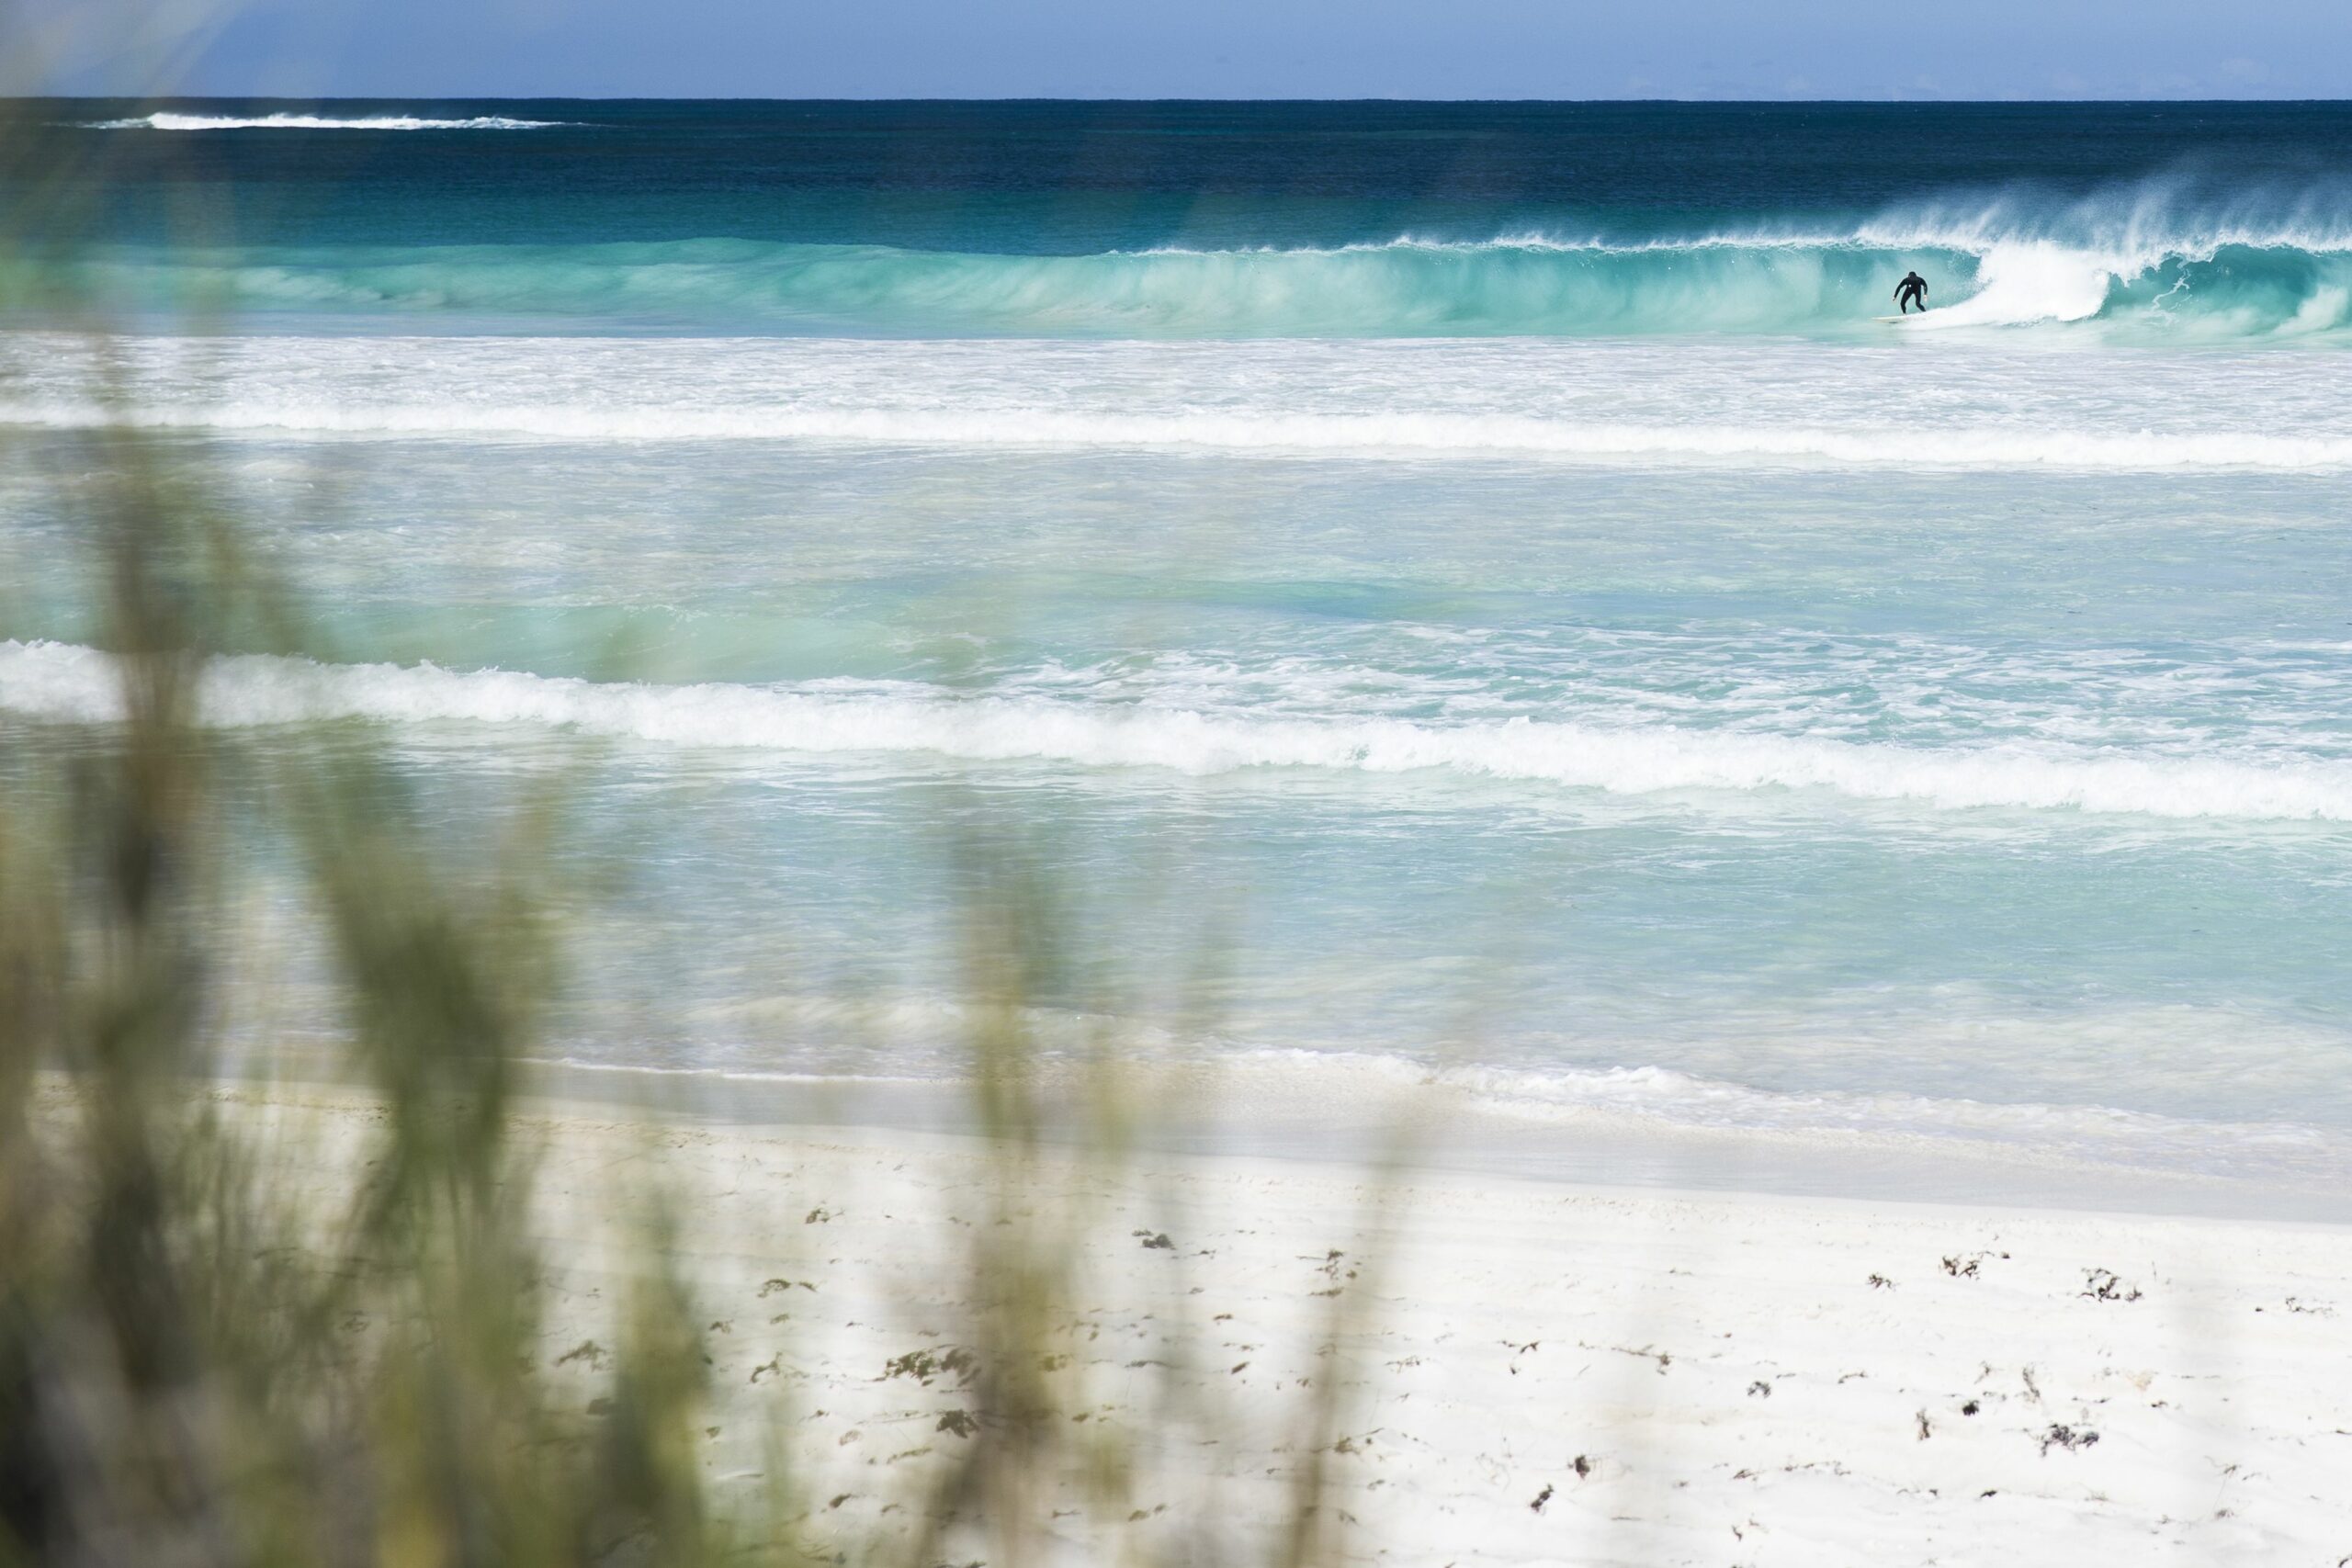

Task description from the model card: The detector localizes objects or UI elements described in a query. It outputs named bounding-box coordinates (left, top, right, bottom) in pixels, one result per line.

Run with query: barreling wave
left=45, top=179, right=2352, bottom=338
left=79, top=112, right=568, bottom=131
left=7, top=395, right=2348, bottom=470
left=7, top=640, right=2351, bottom=821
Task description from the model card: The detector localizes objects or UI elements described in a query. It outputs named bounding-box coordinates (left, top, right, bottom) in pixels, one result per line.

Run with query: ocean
left=5, top=100, right=2351, bottom=1192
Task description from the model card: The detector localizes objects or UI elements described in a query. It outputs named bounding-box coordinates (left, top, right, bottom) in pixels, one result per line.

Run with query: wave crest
left=31, top=169, right=2352, bottom=337
left=6, top=640, right=2349, bottom=822
left=49, top=169, right=2352, bottom=337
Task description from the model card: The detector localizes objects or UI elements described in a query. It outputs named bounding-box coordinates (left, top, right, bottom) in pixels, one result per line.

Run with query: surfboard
left=1875, top=313, right=1924, bottom=323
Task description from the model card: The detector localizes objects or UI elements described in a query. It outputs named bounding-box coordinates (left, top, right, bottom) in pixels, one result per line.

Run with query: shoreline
left=203, top=1043, right=2352, bottom=1227
left=506, top=1055, right=2352, bottom=1228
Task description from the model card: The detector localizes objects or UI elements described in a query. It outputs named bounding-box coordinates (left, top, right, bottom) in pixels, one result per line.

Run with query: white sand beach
left=198, top=1078, right=2352, bottom=1565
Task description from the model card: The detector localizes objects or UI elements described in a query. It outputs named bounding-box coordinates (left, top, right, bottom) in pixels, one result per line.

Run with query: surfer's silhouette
left=1894, top=270, right=1929, bottom=314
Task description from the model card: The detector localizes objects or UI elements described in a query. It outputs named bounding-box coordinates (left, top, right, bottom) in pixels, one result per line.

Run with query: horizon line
left=16, top=94, right=2352, bottom=107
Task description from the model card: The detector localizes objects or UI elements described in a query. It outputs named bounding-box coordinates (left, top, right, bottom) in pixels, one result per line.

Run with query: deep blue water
left=16, top=99, right=2352, bottom=336
left=25, top=99, right=2352, bottom=245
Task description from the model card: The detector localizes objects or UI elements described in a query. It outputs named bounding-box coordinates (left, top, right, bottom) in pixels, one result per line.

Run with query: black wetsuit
left=1894, top=273, right=1929, bottom=314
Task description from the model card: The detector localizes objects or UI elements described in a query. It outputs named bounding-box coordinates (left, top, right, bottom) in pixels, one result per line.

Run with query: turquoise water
left=6, top=102, right=2352, bottom=1187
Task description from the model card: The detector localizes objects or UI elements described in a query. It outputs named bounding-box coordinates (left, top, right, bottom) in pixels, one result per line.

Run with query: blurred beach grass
left=0, top=99, right=1391, bottom=1568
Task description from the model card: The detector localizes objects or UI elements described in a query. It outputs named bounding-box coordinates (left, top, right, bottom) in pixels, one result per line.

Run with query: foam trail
left=522, top=1043, right=2352, bottom=1184
left=81, top=112, right=566, bottom=130
left=1229, top=1048, right=2345, bottom=1172
left=7, top=641, right=2350, bottom=821
left=8, top=399, right=2352, bottom=471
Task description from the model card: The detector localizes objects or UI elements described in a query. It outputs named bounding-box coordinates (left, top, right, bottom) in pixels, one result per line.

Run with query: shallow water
left=5, top=101, right=2350, bottom=1189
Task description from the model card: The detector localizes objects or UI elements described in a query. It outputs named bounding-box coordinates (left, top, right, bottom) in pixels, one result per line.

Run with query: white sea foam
left=1232, top=1047, right=2339, bottom=1162
left=12, top=332, right=2351, bottom=479
left=505, top=1041, right=2352, bottom=1188
left=8, top=640, right=2350, bottom=821
left=81, top=112, right=567, bottom=131
left=1135, top=211, right=2352, bottom=262
left=7, top=397, right=2350, bottom=471
left=1897, top=242, right=2115, bottom=328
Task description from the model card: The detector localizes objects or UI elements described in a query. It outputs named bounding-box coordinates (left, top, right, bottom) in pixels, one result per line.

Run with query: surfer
left=1894, top=270, right=1929, bottom=314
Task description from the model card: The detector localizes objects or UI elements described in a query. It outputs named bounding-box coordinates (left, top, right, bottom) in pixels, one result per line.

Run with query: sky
left=18, top=0, right=2352, bottom=100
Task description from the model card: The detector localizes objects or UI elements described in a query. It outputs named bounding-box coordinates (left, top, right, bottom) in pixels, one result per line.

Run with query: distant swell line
left=5, top=641, right=2349, bottom=821
left=79, top=112, right=568, bottom=131
left=6, top=400, right=2348, bottom=470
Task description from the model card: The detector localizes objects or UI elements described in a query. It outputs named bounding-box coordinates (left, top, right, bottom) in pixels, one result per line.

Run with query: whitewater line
left=6, top=640, right=2349, bottom=821
left=79, top=113, right=569, bottom=131
left=7, top=400, right=2352, bottom=470
left=1135, top=228, right=2352, bottom=259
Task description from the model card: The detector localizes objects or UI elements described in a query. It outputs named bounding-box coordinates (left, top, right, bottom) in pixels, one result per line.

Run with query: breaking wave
left=7, top=640, right=2351, bottom=822
left=44, top=176, right=2352, bottom=338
